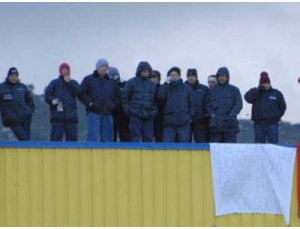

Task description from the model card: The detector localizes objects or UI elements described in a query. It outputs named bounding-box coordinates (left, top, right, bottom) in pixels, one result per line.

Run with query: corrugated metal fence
left=0, top=142, right=298, bottom=226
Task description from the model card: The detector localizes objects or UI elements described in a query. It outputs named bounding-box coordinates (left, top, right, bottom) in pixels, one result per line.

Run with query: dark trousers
left=113, top=114, right=130, bottom=142
left=10, top=115, right=32, bottom=141
left=51, top=121, right=78, bottom=141
left=153, top=119, right=163, bottom=142
left=190, top=122, right=209, bottom=143
left=210, top=131, right=237, bottom=143
left=254, top=123, right=279, bottom=144
left=163, top=124, right=190, bottom=143
left=129, top=115, right=153, bottom=142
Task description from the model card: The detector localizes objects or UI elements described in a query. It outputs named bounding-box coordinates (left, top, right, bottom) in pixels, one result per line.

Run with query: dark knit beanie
left=167, top=67, right=181, bottom=76
left=259, top=71, right=271, bottom=84
left=7, top=67, right=19, bottom=77
left=187, top=68, right=198, bottom=78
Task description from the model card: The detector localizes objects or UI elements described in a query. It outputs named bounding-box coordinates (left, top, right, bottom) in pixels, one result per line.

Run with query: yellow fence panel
left=0, top=143, right=298, bottom=227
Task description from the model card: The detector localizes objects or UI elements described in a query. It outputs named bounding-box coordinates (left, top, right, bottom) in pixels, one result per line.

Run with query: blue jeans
left=51, top=121, right=78, bottom=141
left=10, top=115, right=32, bottom=141
left=190, top=122, right=209, bottom=143
left=163, top=125, right=190, bottom=143
left=254, top=123, right=279, bottom=144
left=87, top=113, right=113, bottom=142
left=210, top=131, right=237, bottom=143
left=129, top=115, right=153, bottom=142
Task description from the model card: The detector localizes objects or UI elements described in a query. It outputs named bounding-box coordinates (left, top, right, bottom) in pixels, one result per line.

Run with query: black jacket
left=0, top=80, right=34, bottom=127
left=45, top=76, right=81, bottom=123
left=79, top=71, right=119, bottom=115
left=244, top=86, right=286, bottom=124
left=185, top=80, right=208, bottom=124
left=158, top=79, right=196, bottom=127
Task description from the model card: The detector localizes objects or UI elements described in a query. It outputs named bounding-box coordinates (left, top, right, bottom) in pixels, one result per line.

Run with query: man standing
left=185, top=68, right=209, bottom=143
left=158, top=67, right=195, bottom=143
left=45, top=63, right=81, bottom=141
left=0, top=67, right=35, bottom=141
left=150, top=70, right=164, bottom=142
left=79, top=59, right=119, bottom=142
left=108, top=66, right=130, bottom=142
left=122, top=61, right=157, bottom=142
left=206, top=67, right=243, bottom=143
left=244, top=72, right=286, bottom=144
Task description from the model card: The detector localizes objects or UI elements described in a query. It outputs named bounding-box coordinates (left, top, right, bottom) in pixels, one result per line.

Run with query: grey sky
left=1, top=3, right=300, bottom=123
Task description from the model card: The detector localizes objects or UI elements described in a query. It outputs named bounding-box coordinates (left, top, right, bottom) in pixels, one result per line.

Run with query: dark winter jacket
left=113, top=81, right=129, bottom=120
left=154, top=83, right=164, bottom=123
left=79, top=71, right=119, bottom=115
left=205, top=67, right=243, bottom=133
left=244, top=86, right=286, bottom=124
left=158, top=79, right=196, bottom=127
left=0, top=80, right=34, bottom=127
left=121, top=62, right=157, bottom=119
left=185, top=80, right=208, bottom=124
left=45, top=76, right=81, bottom=123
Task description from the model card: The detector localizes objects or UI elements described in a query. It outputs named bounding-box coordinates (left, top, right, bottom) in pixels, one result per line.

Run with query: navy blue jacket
left=158, top=79, right=196, bottom=127
left=79, top=71, right=119, bottom=115
left=244, top=87, right=286, bottom=124
left=205, top=67, right=243, bottom=133
left=45, top=76, right=81, bottom=123
left=0, top=80, right=34, bottom=127
left=122, top=62, right=157, bottom=119
left=185, top=80, right=208, bottom=124
left=154, top=83, right=164, bottom=124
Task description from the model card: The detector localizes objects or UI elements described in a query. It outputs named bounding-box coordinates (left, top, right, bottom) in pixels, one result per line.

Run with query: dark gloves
left=226, top=114, right=237, bottom=129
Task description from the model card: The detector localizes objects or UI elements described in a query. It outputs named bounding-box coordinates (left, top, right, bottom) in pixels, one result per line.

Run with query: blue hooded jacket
left=121, top=62, right=157, bottom=119
left=205, top=67, right=243, bottom=133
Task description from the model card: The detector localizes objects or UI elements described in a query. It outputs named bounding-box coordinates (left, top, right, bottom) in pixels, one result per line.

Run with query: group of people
left=0, top=59, right=287, bottom=144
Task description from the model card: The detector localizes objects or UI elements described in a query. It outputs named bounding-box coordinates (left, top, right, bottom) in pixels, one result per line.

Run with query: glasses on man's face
left=208, top=81, right=216, bottom=84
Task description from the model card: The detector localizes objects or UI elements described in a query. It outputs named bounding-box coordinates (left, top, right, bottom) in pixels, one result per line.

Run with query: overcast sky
left=1, top=2, right=300, bottom=123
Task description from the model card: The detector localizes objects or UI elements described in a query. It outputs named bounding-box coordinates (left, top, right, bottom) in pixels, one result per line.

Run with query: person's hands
left=258, top=85, right=267, bottom=92
left=64, top=75, right=71, bottom=82
left=165, top=76, right=172, bottom=84
left=52, top=98, right=60, bottom=105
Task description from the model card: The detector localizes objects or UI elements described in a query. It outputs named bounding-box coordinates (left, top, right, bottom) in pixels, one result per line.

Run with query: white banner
left=210, top=143, right=296, bottom=225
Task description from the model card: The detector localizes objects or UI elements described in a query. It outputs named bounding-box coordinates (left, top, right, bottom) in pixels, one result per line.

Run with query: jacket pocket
left=1, top=109, right=19, bottom=127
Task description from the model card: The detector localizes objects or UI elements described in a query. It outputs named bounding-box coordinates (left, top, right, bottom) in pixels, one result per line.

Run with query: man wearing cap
left=0, top=67, right=35, bottom=141
left=150, top=70, right=164, bottom=142
left=244, top=72, right=286, bottom=144
left=108, top=67, right=130, bottom=142
left=45, top=63, right=81, bottom=141
left=185, top=68, right=209, bottom=143
left=206, top=67, right=243, bottom=143
left=207, top=75, right=218, bottom=89
left=158, top=67, right=196, bottom=143
left=79, top=59, right=119, bottom=142
left=122, top=61, right=157, bottom=142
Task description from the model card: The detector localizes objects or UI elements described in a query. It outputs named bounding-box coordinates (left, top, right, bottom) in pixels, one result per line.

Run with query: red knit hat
left=59, top=63, right=70, bottom=76
left=259, top=71, right=270, bottom=84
